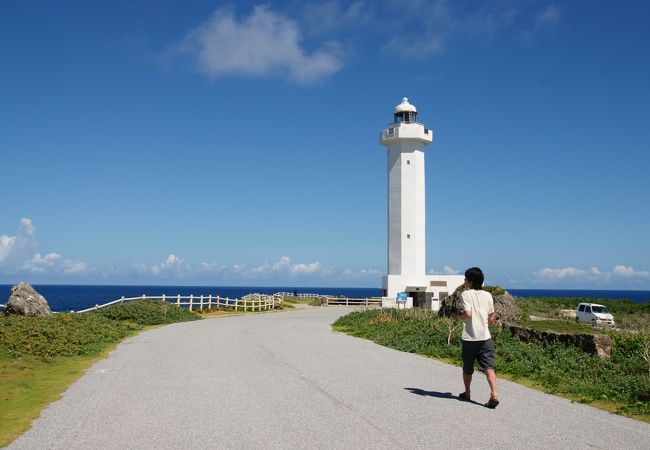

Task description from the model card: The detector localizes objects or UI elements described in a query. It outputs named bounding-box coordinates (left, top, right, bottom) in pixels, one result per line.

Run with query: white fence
left=74, top=293, right=284, bottom=314
left=324, top=297, right=382, bottom=307
left=0, top=294, right=382, bottom=314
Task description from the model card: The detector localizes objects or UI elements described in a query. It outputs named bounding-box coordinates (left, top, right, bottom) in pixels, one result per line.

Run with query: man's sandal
left=458, top=392, right=471, bottom=401
left=485, top=398, right=500, bottom=409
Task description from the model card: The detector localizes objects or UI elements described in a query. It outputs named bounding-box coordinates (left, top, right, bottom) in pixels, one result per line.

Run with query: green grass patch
left=92, top=299, right=202, bottom=326
left=516, top=297, right=650, bottom=332
left=0, top=350, right=117, bottom=447
left=518, top=319, right=608, bottom=335
left=0, top=300, right=202, bottom=446
left=283, top=296, right=324, bottom=306
left=333, top=308, right=650, bottom=421
left=0, top=314, right=140, bottom=359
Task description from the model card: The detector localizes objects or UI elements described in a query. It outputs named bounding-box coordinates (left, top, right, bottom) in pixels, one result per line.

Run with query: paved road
left=9, top=307, right=650, bottom=449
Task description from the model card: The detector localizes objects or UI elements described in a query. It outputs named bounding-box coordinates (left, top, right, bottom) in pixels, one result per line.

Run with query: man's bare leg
left=486, top=368, right=498, bottom=401
left=463, top=372, right=472, bottom=397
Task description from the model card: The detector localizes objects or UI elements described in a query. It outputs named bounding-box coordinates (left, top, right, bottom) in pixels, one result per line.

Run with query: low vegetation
left=282, top=295, right=326, bottom=307
left=0, top=300, right=201, bottom=446
left=92, top=299, right=201, bottom=326
left=517, top=296, right=650, bottom=333
left=333, top=308, right=650, bottom=421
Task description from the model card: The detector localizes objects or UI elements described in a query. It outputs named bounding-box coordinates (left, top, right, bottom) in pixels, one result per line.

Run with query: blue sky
left=1, top=1, right=649, bottom=289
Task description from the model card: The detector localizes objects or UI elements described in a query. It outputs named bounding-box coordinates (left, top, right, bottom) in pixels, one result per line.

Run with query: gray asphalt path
left=9, top=307, right=650, bottom=449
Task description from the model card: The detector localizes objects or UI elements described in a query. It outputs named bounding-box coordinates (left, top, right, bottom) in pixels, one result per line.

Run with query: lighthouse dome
left=393, top=97, right=417, bottom=123
left=394, top=97, right=417, bottom=113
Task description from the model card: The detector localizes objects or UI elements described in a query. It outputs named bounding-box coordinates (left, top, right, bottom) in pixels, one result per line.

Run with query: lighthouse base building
left=379, top=98, right=464, bottom=310
left=382, top=274, right=464, bottom=310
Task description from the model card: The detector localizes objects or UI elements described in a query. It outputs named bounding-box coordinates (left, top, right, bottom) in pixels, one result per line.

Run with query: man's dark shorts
left=461, top=338, right=495, bottom=375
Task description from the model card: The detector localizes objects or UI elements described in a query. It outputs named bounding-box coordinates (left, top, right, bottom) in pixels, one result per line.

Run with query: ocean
left=1, top=285, right=648, bottom=312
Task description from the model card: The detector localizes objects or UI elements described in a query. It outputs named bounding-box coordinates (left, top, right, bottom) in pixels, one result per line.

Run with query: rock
left=491, top=289, right=522, bottom=323
left=439, top=285, right=521, bottom=322
left=5, top=282, right=52, bottom=317
left=438, top=284, right=468, bottom=317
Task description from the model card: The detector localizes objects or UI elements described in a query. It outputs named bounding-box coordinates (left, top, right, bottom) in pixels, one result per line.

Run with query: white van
left=575, top=303, right=615, bottom=327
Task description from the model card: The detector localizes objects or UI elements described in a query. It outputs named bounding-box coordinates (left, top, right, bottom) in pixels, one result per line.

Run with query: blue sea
left=1, top=285, right=648, bottom=312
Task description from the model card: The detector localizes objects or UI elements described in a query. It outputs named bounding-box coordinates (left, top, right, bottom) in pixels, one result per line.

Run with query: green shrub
left=483, top=285, right=506, bottom=296
left=0, top=314, right=139, bottom=359
left=92, top=299, right=202, bottom=326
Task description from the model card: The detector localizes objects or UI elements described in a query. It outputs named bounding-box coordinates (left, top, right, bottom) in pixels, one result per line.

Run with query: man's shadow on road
left=404, top=388, right=482, bottom=406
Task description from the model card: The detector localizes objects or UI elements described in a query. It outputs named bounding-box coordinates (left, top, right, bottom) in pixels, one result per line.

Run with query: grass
left=92, top=299, right=201, bottom=326
left=0, top=348, right=119, bottom=447
left=516, top=319, right=609, bottom=335
left=333, top=308, right=650, bottom=421
left=516, top=296, right=650, bottom=333
left=283, top=296, right=326, bottom=307
left=0, top=300, right=202, bottom=446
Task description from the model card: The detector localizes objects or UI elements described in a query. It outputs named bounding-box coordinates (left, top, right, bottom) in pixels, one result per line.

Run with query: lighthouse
left=379, top=98, right=463, bottom=309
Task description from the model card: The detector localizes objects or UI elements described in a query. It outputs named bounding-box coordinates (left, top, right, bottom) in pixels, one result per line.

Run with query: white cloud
left=530, top=265, right=650, bottom=285
left=150, top=254, right=192, bottom=276
left=428, top=265, right=460, bottom=275
left=22, top=252, right=61, bottom=273
left=612, top=265, right=650, bottom=279
left=532, top=266, right=611, bottom=283
left=536, top=5, right=561, bottom=29
left=301, top=1, right=370, bottom=35
left=1, top=219, right=88, bottom=278
left=340, top=267, right=382, bottom=280
left=0, top=218, right=37, bottom=264
left=63, top=261, right=87, bottom=275
left=248, top=256, right=331, bottom=278
left=174, top=5, right=343, bottom=84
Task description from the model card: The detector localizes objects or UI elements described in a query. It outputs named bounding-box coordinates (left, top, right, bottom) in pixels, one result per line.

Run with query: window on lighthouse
left=394, top=111, right=417, bottom=123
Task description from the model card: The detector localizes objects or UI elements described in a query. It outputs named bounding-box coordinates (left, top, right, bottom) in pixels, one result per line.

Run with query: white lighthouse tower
left=379, top=98, right=463, bottom=309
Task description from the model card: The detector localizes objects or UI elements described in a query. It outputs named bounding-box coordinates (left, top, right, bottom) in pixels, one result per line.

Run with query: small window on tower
left=407, top=234, right=410, bottom=239
left=406, top=160, right=410, bottom=165
left=387, top=128, right=394, bottom=135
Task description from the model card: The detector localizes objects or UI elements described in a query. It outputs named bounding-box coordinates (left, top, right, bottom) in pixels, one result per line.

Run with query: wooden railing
left=0, top=294, right=381, bottom=314
left=324, top=297, right=382, bottom=307
left=74, top=293, right=284, bottom=314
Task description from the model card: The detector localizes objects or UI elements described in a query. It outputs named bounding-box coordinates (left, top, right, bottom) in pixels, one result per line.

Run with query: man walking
left=453, top=267, right=500, bottom=408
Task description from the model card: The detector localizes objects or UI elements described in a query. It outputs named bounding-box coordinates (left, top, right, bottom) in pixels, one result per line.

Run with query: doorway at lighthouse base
left=381, top=275, right=464, bottom=311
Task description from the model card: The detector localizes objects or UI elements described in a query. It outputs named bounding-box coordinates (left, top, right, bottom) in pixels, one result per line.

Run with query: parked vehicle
left=575, top=302, right=615, bottom=327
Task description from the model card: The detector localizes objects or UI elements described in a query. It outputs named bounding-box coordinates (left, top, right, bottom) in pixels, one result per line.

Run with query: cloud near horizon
left=171, top=5, right=343, bottom=84
left=0, top=219, right=88, bottom=277
left=531, top=265, right=650, bottom=285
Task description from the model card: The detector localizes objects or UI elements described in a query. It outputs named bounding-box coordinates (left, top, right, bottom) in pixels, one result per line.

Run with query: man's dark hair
left=465, top=267, right=484, bottom=290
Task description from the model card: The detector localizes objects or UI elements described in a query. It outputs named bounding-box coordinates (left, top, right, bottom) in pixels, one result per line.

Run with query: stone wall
left=506, top=323, right=612, bottom=357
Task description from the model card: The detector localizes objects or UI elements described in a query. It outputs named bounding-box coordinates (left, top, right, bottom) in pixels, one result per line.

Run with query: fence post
left=120, top=296, right=125, bottom=304
left=142, top=294, right=146, bottom=301
left=208, top=295, right=212, bottom=309
left=189, top=295, right=194, bottom=311
left=200, top=295, right=204, bottom=311
left=365, top=297, right=368, bottom=307
left=162, top=294, right=166, bottom=304
left=235, top=298, right=238, bottom=312
left=346, top=297, right=349, bottom=306
left=176, top=294, right=180, bottom=307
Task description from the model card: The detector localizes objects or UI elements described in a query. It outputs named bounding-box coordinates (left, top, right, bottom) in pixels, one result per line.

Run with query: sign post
left=396, top=292, right=408, bottom=309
